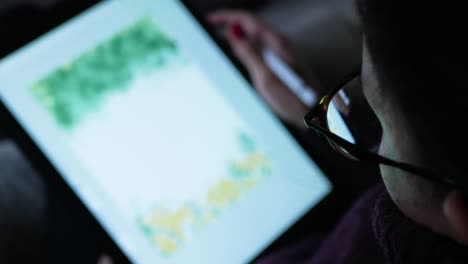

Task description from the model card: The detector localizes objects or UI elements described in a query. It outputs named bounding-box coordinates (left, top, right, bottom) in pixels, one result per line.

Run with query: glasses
left=303, top=71, right=466, bottom=193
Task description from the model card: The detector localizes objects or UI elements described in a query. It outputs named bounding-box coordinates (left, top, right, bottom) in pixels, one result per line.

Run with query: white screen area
left=0, top=1, right=332, bottom=263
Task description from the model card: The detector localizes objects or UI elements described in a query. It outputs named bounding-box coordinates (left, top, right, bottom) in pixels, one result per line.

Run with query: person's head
left=357, top=0, right=468, bottom=243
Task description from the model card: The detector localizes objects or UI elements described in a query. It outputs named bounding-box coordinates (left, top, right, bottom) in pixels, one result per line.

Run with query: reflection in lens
left=326, top=102, right=357, bottom=160
left=327, top=101, right=355, bottom=144
left=320, top=75, right=361, bottom=160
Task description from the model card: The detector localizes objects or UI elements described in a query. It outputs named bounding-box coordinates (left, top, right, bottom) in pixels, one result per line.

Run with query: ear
left=443, top=191, right=468, bottom=245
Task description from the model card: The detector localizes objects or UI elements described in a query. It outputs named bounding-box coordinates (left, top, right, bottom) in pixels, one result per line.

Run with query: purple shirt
left=257, top=184, right=468, bottom=264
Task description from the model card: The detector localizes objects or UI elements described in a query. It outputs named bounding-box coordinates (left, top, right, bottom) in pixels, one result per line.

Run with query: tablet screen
left=0, top=1, right=332, bottom=263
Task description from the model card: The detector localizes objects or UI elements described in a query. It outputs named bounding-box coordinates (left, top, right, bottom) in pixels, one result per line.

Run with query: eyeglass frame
left=303, top=71, right=467, bottom=193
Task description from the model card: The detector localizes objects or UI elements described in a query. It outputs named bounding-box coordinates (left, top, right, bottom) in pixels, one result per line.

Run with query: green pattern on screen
left=30, top=17, right=180, bottom=131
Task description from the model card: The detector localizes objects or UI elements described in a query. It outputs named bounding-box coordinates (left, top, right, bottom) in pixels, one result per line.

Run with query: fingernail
left=229, top=23, right=245, bottom=40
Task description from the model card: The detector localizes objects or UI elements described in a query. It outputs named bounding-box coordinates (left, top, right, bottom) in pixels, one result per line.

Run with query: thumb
left=228, top=24, right=274, bottom=84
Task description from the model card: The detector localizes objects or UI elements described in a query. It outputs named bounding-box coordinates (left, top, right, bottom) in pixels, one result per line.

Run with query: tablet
left=0, top=1, right=333, bottom=263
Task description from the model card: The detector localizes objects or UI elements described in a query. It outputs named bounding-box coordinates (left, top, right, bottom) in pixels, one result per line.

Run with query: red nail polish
left=230, top=23, right=245, bottom=40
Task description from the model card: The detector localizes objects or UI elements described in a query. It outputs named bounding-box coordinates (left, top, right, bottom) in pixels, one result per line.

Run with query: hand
left=208, top=10, right=323, bottom=129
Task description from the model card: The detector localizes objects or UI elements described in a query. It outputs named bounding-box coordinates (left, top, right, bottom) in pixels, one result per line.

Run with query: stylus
left=262, top=49, right=317, bottom=107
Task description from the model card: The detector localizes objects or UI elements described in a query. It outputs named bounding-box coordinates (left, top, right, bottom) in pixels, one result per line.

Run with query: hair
left=357, top=0, right=467, bottom=178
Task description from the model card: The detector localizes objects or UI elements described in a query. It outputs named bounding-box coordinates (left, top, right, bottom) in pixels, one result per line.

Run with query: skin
left=209, top=10, right=468, bottom=246
left=361, top=45, right=468, bottom=244
left=100, top=10, right=468, bottom=263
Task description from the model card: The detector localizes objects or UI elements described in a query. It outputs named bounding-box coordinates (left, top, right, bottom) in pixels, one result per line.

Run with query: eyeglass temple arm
left=305, top=121, right=462, bottom=191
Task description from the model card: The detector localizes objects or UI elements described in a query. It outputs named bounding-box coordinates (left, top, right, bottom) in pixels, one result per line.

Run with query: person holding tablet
left=208, top=1, right=468, bottom=263
left=1, top=0, right=467, bottom=263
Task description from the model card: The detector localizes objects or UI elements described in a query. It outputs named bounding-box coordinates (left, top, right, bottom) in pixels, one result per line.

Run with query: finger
left=231, top=36, right=304, bottom=121
left=209, top=11, right=296, bottom=67
left=227, top=24, right=309, bottom=126
left=228, top=25, right=304, bottom=109
left=209, top=10, right=268, bottom=38
left=208, top=10, right=257, bottom=25
left=261, top=31, right=295, bottom=64
left=228, top=24, right=274, bottom=85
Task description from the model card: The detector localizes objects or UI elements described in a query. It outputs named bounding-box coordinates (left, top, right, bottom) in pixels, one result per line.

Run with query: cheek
left=361, top=65, right=389, bottom=133
left=377, top=132, right=388, bottom=157
left=361, top=79, right=378, bottom=115
left=361, top=69, right=381, bottom=114
left=361, top=44, right=387, bottom=122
